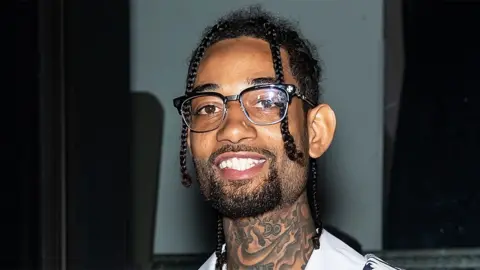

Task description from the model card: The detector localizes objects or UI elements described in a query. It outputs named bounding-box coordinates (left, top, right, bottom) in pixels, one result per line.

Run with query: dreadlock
left=179, top=21, right=229, bottom=187
left=178, top=6, right=324, bottom=269
left=267, top=21, right=305, bottom=162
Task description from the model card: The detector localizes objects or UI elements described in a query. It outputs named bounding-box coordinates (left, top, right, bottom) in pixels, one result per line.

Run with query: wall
left=131, top=0, right=384, bottom=254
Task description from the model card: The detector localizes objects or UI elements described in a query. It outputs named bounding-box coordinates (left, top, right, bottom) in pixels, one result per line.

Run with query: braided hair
left=179, top=21, right=229, bottom=187
left=178, top=6, right=323, bottom=269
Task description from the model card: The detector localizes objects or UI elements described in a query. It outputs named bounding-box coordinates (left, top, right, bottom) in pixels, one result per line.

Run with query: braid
left=215, top=214, right=226, bottom=270
left=179, top=21, right=228, bottom=187
left=179, top=123, right=191, bottom=187
left=179, top=21, right=230, bottom=268
left=310, top=158, right=323, bottom=249
left=264, top=23, right=304, bottom=163
left=266, top=23, right=320, bottom=247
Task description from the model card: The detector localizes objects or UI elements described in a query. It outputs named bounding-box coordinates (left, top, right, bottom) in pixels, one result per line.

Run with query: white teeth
left=218, top=158, right=265, bottom=171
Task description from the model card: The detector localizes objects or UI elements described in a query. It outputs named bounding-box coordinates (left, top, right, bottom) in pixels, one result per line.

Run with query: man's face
left=189, top=37, right=311, bottom=219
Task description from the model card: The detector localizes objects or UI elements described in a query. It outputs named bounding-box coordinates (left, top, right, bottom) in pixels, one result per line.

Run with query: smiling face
left=188, top=37, right=333, bottom=218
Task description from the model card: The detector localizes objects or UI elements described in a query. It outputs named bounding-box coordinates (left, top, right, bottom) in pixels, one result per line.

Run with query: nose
left=216, top=102, right=257, bottom=144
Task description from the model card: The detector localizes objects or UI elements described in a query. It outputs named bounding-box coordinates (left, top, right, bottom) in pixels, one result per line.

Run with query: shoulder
left=313, top=229, right=366, bottom=268
left=314, top=230, right=403, bottom=270
left=198, top=253, right=218, bottom=270
left=362, top=254, right=404, bottom=270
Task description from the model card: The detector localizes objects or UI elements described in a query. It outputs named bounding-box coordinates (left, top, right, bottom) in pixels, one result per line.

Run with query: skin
left=187, top=37, right=336, bottom=270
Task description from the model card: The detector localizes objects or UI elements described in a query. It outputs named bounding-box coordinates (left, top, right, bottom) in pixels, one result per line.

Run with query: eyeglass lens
left=182, top=87, right=288, bottom=132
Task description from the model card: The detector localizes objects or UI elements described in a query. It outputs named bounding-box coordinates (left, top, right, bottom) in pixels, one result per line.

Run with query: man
left=172, top=5, right=401, bottom=270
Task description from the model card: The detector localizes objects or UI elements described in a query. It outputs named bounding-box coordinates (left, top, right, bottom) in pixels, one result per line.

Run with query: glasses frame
left=173, top=84, right=316, bottom=132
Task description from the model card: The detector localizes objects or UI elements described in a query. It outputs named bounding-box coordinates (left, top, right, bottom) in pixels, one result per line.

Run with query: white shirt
left=199, top=229, right=401, bottom=270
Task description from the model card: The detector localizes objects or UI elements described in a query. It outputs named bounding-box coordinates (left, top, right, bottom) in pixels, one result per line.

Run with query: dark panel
left=38, top=0, right=65, bottom=268
left=63, top=1, right=132, bottom=270
left=131, top=93, right=163, bottom=270
left=385, top=1, right=480, bottom=250
left=13, top=1, right=41, bottom=269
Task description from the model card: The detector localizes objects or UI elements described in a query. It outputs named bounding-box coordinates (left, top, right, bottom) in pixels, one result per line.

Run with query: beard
left=193, top=144, right=306, bottom=219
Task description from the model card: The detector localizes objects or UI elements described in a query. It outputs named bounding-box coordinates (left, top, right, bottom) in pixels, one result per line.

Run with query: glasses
left=173, top=84, right=315, bottom=133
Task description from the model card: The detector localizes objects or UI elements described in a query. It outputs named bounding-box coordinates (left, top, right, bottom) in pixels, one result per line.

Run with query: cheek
left=259, top=126, right=282, bottom=143
left=190, top=133, right=215, bottom=159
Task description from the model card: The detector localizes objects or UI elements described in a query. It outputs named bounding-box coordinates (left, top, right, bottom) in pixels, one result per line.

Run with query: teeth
left=219, top=158, right=265, bottom=171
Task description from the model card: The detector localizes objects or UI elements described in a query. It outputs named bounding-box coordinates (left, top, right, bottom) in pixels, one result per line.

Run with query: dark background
left=385, top=1, right=480, bottom=249
left=9, top=0, right=480, bottom=270
left=13, top=0, right=131, bottom=270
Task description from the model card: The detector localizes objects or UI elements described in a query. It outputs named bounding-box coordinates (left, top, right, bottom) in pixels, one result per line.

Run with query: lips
left=214, top=152, right=267, bottom=180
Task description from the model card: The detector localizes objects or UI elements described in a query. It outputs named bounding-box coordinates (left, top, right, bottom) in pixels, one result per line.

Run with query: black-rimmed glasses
left=173, top=84, right=315, bottom=133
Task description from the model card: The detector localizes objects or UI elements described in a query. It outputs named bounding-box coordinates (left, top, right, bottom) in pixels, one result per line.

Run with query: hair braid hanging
left=177, top=21, right=229, bottom=269
left=179, top=123, right=191, bottom=187
left=310, top=158, right=322, bottom=249
left=214, top=214, right=227, bottom=270
left=266, top=22, right=322, bottom=248
left=264, top=23, right=304, bottom=163
left=179, top=22, right=228, bottom=187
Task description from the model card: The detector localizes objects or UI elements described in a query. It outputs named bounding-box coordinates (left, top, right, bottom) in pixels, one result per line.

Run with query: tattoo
left=232, top=263, right=274, bottom=270
left=225, top=192, right=315, bottom=270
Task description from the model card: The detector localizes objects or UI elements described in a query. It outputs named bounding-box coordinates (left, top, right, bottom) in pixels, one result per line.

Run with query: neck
left=223, top=192, right=316, bottom=270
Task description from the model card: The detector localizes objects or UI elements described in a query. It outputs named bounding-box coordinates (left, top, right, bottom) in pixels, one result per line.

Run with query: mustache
left=208, top=144, right=276, bottom=164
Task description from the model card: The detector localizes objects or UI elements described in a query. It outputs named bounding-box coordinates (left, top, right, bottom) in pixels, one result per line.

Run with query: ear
left=307, top=104, right=336, bottom=158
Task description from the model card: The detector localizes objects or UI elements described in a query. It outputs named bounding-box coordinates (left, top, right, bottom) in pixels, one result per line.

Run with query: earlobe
left=307, top=104, right=336, bottom=158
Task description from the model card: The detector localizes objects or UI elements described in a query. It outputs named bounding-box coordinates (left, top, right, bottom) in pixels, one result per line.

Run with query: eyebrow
left=192, top=76, right=277, bottom=93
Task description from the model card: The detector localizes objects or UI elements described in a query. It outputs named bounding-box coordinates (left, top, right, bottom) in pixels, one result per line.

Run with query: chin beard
left=208, top=168, right=281, bottom=219
left=192, top=144, right=311, bottom=219
left=193, top=145, right=284, bottom=219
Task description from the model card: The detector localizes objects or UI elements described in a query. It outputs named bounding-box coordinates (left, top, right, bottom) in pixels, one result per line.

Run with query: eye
left=196, top=104, right=222, bottom=115
left=254, top=99, right=287, bottom=110
left=254, top=99, right=276, bottom=109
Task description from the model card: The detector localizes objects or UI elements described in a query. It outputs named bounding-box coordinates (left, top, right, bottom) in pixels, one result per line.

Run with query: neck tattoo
left=223, top=192, right=316, bottom=270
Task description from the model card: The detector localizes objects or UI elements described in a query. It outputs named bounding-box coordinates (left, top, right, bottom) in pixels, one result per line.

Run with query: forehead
left=195, top=37, right=296, bottom=89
